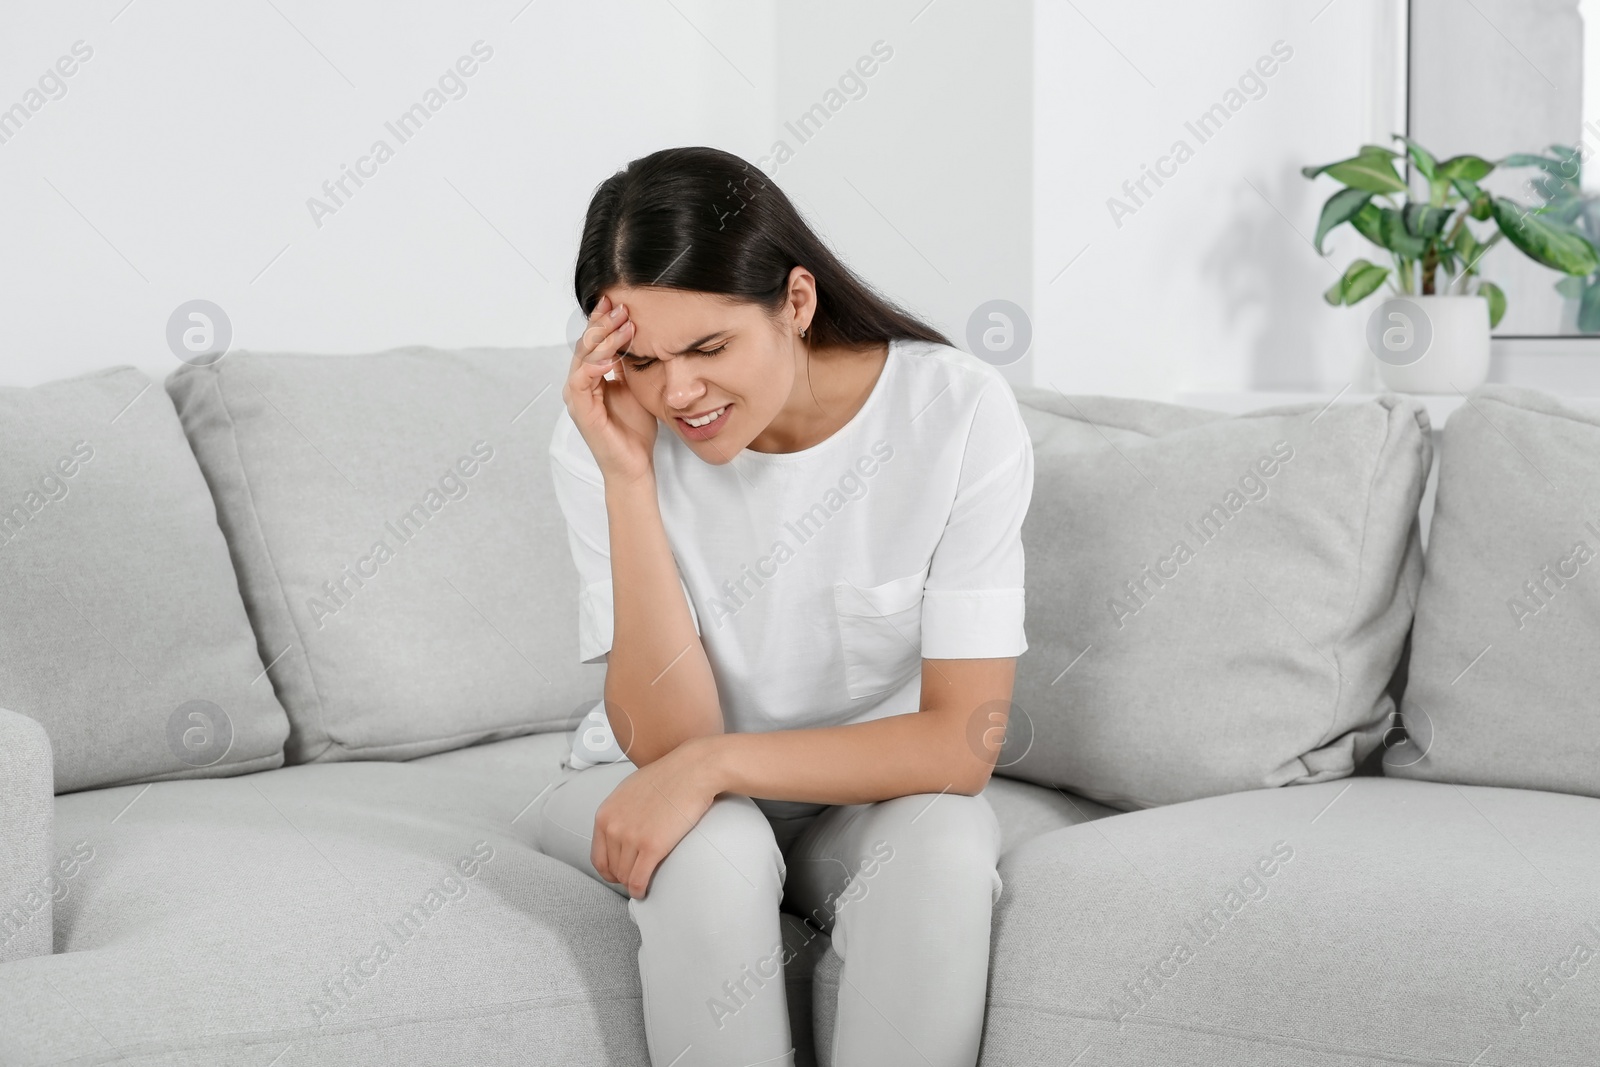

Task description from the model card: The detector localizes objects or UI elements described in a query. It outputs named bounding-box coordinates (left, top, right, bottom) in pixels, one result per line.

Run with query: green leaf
left=1454, top=226, right=1484, bottom=275
left=1548, top=197, right=1586, bottom=226
left=1336, top=258, right=1391, bottom=304
left=1501, top=152, right=1565, bottom=173
left=1581, top=281, right=1600, bottom=332
left=1491, top=197, right=1600, bottom=274
left=1313, top=188, right=1374, bottom=254
left=1324, top=156, right=1409, bottom=193
left=1556, top=275, right=1586, bottom=299
left=1379, top=207, right=1428, bottom=258
left=1323, top=275, right=1347, bottom=306
left=1303, top=152, right=1409, bottom=193
left=1350, top=202, right=1385, bottom=246
left=1500, top=152, right=1581, bottom=203
left=1550, top=143, right=1582, bottom=180
left=1393, top=134, right=1438, bottom=180
left=1305, top=142, right=1400, bottom=182
left=1477, top=280, right=1507, bottom=328
left=1403, top=203, right=1453, bottom=239
left=1437, top=154, right=1495, bottom=182
left=1541, top=181, right=1583, bottom=211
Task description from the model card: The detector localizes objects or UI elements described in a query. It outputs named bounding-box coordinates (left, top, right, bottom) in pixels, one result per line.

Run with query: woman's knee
left=873, top=792, right=1001, bottom=867
left=629, top=796, right=787, bottom=954
left=647, top=793, right=787, bottom=899
left=850, top=793, right=1003, bottom=910
left=534, top=763, right=634, bottom=874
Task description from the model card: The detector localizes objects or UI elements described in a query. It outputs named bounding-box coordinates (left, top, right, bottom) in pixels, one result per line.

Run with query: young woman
left=535, top=146, right=1033, bottom=1067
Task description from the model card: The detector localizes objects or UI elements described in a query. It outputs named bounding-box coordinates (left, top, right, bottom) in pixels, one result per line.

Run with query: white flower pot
left=1368, top=294, right=1491, bottom=394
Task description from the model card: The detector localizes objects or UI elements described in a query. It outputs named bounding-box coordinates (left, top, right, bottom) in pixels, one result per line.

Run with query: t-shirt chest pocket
left=832, top=565, right=928, bottom=700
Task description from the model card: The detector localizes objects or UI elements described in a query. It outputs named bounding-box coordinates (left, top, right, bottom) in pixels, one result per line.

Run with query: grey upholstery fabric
left=0, top=708, right=54, bottom=964
left=984, top=777, right=1600, bottom=1065
left=0, top=367, right=289, bottom=793
left=981, top=772, right=1120, bottom=854
left=0, top=734, right=648, bottom=1066
left=0, top=723, right=1114, bottom=1065
left=1386, top=385, right=1600, bottom=798
left=165, top=346, right=602, bottom=764
left=1005, top=389, right=1430, bottom=810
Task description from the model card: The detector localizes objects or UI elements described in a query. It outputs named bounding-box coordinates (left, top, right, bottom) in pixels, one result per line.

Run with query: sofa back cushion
left=0, top=367, right=290, bottom=793
left=1001, top=388, right=1430, bottom=810
left=165, top=346, right=599, bottom=764
left=1385, top=384, right=1600, bottom=797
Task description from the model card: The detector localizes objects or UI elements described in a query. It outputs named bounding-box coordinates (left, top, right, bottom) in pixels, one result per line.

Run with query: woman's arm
left=688, top=656, right=1016, bottom=804
left=604, top=472, right=723, bottom=766
left=589, top=656, right=1013, bottom=898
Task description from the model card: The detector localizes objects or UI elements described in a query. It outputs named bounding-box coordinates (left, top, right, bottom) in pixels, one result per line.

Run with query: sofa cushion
left=1385, top=385, right=1600, bottom=798
left=0, top=708, right=54, bottom=964
left=0, top=367, right=289, bottom=793
left=985, top=777, right=1600, bottom=1065
left=0, top=753, right=649, bottom=1066
left=165, top=346, right=600, bottom=764
left=1004, top=389, right=1430, bottom=810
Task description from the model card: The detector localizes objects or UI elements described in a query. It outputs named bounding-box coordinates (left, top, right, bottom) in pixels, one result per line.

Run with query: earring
left=799, top=327, right=808, bottom=339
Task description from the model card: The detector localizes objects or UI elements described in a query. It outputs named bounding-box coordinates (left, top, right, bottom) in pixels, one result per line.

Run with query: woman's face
left=603, top=275, right=811, bottom=464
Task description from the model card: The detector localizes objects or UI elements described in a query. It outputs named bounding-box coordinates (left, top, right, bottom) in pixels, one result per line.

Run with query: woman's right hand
left=563, top=294, right=658, bottom=487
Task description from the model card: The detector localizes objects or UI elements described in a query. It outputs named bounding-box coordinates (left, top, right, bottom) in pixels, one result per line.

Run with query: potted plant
left=1302, top=133, right=1600, bottom=392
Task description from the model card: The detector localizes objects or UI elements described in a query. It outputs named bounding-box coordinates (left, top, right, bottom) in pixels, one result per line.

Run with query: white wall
left=6, top=1, right=1505, bottom=405
left=1035, top=0, right=1408, bottom=400
left=1, top=0, right=1034, bottom=391
left=768, top=0, right=1034, bottom=390
left=0, top=0, right=774, bottom=387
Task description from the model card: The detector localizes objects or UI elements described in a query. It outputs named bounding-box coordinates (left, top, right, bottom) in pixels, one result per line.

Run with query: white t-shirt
left=549, top=336, right=1033, bottom=775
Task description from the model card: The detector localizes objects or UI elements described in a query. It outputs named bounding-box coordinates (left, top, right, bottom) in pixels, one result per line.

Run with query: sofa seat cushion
left=985, top=777, right=1600, bottom=1065
left=0, top=749, right=652, bottom=1067
left=403, top=728, right=575, bottom=823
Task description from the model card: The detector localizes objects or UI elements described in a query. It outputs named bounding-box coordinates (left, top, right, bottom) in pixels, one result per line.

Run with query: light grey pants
left=534, top=759, right=1004, bottom=1067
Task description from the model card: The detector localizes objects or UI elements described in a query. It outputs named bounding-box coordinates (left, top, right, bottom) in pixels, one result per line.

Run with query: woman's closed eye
left=625, top=342, right=727, bottom=371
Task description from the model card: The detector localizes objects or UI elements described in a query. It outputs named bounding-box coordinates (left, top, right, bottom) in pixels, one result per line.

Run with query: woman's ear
left=785, top=265, right=818, bottom=331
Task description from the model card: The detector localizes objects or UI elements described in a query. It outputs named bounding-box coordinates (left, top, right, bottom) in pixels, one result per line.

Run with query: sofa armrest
left=0, top=707, right=54, bottom=963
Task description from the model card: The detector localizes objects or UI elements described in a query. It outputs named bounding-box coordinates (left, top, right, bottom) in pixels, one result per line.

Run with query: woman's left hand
left=592, top=740, right=721, bottom=900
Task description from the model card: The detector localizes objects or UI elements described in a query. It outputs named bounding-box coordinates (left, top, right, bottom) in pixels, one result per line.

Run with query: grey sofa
left=2, top=346, right=1597, bottom=1067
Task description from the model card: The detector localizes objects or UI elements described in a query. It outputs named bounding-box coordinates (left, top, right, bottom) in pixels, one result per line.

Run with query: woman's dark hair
left=574, top=146, right=953, bottom=353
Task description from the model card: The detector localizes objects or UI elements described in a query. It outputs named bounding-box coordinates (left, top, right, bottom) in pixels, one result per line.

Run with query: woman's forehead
left=605, top=290, right=756, bottom=354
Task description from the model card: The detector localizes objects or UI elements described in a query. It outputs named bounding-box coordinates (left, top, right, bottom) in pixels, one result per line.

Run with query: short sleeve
left=548, top=412, right=701, bottom=665
left=919, top=379, right=1032, bottom=659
